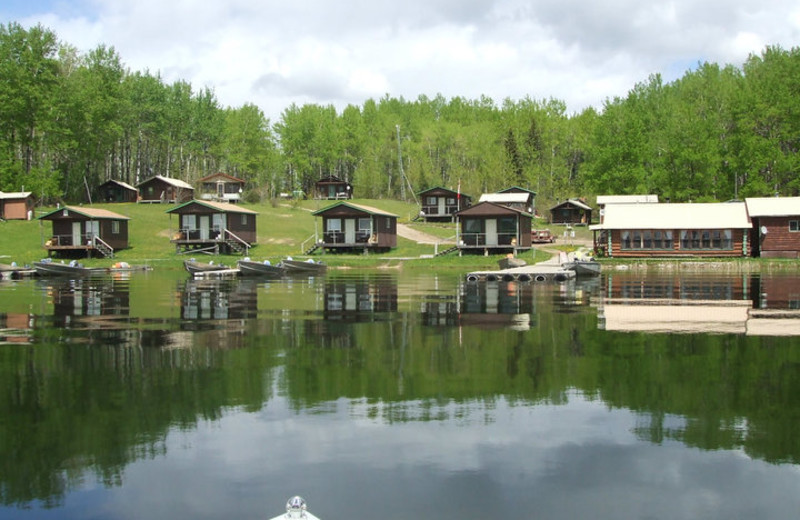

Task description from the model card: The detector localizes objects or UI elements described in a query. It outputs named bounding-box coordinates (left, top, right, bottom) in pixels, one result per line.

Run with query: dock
left=465, top=264, right=575, bottom=283
left=192, top=268, right=241, bottom=279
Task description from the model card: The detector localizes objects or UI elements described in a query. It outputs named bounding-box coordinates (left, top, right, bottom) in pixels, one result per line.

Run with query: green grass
left=1, top=199, right=550, bottom=271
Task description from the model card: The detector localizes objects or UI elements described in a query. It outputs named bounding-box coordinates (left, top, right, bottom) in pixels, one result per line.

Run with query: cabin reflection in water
left=459, top=282, right=535, bottom=330
left=599, top=273, right=800, bottom=336
left=179, top=278, right=258, bottom=321
left=44, top=278, right=130, bottom=326
left=323, top=275, right=398, bottom=321
left=0, top=313, right=34, bottom=344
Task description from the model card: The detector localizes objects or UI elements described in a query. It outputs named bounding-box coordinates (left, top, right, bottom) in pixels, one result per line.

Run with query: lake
left=1, top=269, right=799, bottom=520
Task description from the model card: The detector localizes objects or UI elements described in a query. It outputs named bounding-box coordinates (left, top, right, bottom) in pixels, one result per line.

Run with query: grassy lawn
left=1, top=199, right=551, bottom=271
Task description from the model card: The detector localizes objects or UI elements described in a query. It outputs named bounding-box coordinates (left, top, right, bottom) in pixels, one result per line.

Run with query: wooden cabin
left=39, top=206, right=130, bottom=258
left=745, top=197, right=800, bottom=258
left=497, top=186, right=536, bottom=213
left=550, top=198, right=593, bottom=225
left=137, top=175, right=194, bottom=203
left=590, top=202, right=752, bottom=258
left=455, top=201, right=532, bottom=254
left=418, top=186, right=471, bottom=221
left=312, top=202, right=397, bottom=253
left=166, top=200, right=258, bottom=255
left=314, top=176, right=352, bottom=200
left=97, top=179, right=139, bottom=203
left=198, top=172, right=245, bottom=204
left=0, top=191, right=34, bottom=220
left=479, top=192, right=532, bottom=214
left=596, top=194, right=658, bottom=223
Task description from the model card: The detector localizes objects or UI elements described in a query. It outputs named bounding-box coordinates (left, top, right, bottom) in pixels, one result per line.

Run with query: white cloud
left=5, top=0, right=800, bottom=120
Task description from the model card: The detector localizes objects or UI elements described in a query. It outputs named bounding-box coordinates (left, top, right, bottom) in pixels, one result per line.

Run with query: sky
left=3, top=0, right=800, bottom=122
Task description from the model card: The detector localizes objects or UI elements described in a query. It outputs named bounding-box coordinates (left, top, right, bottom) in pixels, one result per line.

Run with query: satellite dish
left=760, top=226, right=768, bottom=235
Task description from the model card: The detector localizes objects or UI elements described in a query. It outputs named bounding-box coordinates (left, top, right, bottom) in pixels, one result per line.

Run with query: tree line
left=2, top=21, right=799, bottom=210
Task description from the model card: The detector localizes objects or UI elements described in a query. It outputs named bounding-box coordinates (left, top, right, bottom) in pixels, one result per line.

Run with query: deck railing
left=459, top=232, right=518, bottom=247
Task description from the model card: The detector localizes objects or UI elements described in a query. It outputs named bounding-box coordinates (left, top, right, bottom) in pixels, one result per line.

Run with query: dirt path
left=396, top=223, right=450, bottom=244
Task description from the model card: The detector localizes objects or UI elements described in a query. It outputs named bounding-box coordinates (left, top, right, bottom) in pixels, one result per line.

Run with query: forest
left=2, top=21, right=799, bottom=210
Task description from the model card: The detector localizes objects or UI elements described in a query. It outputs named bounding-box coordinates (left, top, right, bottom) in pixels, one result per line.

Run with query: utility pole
left=396, top=125, right=418, bottom=205
left=396, top=125, right=405, bottom=201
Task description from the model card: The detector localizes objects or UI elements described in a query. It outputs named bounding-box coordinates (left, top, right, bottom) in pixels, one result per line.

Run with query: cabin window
left=631, top=231, right=642, bottom=249
left=464, top=219, right=482, bottom=233
left=621, top=230, right=673, bottom=250
left=327, top=219, right=342, bottom=232
left=680, top=229, right=732, bottom=250
left=240, top=214, right=248, bottom=225
left=446, top=197, right=456, bottom=205
left=621, top=231, right=631, bottom=249
left=358, top=218, right=371, bottom=232
left=426, top=196, right=437, bottom=205
left=111, top=221, right=120, bottom=234
left=790, top=220, right=799, bottom=232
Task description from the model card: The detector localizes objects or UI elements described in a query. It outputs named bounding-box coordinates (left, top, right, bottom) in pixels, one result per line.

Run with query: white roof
left=596, top=194, right=659, bottom=205
left=138, top=174, right=194, bottom=190
left=590, top=202, right=751, bottom=230
left=745, top=197, right=800, bottom=217
left=0, top=191, right=32, bottom=199
left=479, top=193, right=530, bottom=203
left=104, top=179, right=138, bottom=191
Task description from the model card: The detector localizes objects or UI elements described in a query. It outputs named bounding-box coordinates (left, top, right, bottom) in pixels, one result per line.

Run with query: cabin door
left=437, top=197, right=446, bottom=215
left=199, top=215, right=210, bottom=240
left=485, top=219, right=498, bottom=246
left=344, top=219, right=356, bottom=243
left=216, top=182, right=224, bottom=200
left=72, top=222, right=82, bottom=246
left=86, top=220, right=99, bottom=239
left=212, top=213, right=225, bottom=238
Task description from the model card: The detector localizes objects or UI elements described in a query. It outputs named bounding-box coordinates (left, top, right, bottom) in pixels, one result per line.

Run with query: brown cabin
left=314, top=176, right=352, bottom=200
left=97, top=179, right=139, bottom=203
left=198, top=172, right=245, bottom=204
left=38, top=206, right=130, bottom=258
left=746, top=197, right=800, bottom=258
left=312, top=202, right=397, bottom=253
left=418, top=186, right=471, bottom=222
left=590, top=202, right=752, bottom=258
left=455, top=201, right=532, bottom=254
left=137, top=175, right=194, bottom=203
left=0, top=191, right=34, bottom=220
left=550, top=198, right=593, bottom=225
left=166, top=200, right=257, bottom=255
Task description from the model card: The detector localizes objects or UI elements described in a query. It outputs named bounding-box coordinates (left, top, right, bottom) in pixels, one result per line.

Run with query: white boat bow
left=269, top=496, right=321, bottom=520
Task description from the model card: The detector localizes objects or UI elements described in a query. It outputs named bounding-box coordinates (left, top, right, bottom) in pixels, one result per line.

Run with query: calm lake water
left=1, top=268, right=799, bottom=520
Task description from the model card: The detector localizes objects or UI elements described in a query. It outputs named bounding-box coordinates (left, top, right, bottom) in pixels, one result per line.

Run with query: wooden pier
left=465, top=264, right=575, bottom=283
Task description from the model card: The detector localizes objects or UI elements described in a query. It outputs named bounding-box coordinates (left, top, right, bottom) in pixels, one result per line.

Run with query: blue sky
left=3, top=1, right=799, bottom=121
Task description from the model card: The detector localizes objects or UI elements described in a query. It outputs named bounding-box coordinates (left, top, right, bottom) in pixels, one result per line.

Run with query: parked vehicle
left=531, top=229, right=556, bottom=243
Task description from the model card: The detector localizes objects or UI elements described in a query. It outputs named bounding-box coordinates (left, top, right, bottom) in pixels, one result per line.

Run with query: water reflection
left=0, top=271, right=799, bottom=518
left=323, top=273, right=398, bottom=321
left=180, top=278, right=259, bottom=321
left=599, top=273, right=800, bottom=335
left=0, top=313, right=33, bottom=344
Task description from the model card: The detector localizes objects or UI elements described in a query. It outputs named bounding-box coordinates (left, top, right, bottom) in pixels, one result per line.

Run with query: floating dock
left=465, top=264, right=575, bottom=283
